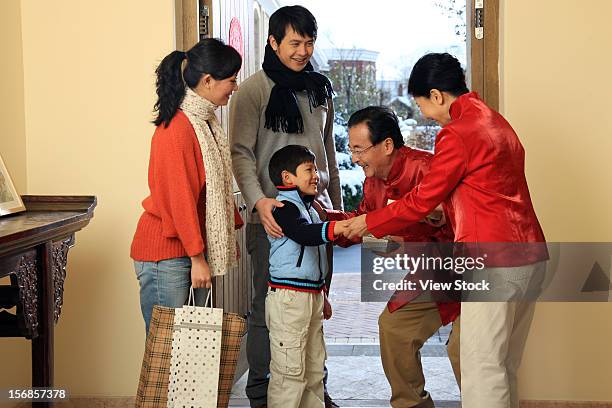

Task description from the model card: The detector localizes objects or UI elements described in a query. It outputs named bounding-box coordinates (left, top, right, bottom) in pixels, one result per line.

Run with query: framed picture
left=0, top=154, right=26, bottom=216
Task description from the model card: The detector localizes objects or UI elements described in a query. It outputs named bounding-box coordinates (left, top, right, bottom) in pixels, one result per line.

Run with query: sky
left=278, top=0, right=466, bottom=80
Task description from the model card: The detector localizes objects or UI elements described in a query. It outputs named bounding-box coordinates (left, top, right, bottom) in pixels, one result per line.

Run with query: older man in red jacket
left=322, top=106, right=460, bottom=408
left=344, top=54, right=548, bottom=408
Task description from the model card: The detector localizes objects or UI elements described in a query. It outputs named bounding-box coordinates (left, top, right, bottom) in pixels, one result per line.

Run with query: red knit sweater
left=131, top=110, right=243, bottom=261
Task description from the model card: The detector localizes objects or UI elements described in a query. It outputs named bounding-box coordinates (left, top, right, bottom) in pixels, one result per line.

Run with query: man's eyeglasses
left=348, top=145, right=375, bottom=157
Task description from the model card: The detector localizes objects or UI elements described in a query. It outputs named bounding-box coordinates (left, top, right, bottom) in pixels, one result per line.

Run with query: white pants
left=265, top=288, right=326, bottom=408
left=460, top=261, right=546, bottom=408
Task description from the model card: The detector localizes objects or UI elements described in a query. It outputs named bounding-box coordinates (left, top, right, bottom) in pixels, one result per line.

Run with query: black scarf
left=262, top=44, right=334, bottom=134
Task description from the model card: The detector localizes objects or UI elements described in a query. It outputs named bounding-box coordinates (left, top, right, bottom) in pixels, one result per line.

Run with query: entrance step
left=327, top=343, right=448, bottom=357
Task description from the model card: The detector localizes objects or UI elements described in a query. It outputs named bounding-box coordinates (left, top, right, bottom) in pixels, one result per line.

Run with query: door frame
left=173, top=0, right=501, bottom=388
left=175, top=0, right=212, bottom=51
left=177, top=0, right=501, bottom=108
left=467, top=0, right=500, bottom=110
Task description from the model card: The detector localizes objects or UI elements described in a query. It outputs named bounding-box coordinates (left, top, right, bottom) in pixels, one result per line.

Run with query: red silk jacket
left=326, top=146, right=460, bottom=325
left=366, top=93, right=547, bottom=266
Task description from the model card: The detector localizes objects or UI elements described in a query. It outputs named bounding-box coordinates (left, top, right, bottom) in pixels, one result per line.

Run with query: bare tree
left=432, top=0, right=467, bottom=41
left=326, top=47, right=379, bottom=122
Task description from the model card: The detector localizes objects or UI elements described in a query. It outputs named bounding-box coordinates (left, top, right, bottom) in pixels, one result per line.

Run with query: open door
left=175, top=0, right=256, bottom=381
left=175, top=0, right=501, bottom=390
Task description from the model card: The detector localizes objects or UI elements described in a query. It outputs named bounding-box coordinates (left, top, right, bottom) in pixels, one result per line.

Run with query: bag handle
left=187, top=280, right=214, bottom=309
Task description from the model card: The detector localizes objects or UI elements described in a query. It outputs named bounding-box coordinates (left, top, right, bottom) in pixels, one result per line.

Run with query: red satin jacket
left=366, top=93, right=547, bottom=266
left=327, top=146, right=460, bottom=325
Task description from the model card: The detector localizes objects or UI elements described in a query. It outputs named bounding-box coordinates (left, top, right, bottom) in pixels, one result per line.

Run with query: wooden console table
left=0, top=195, right=96, bottom=407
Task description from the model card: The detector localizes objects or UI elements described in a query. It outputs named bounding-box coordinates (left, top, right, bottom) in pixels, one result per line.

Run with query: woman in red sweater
left=131, top=38, right=244, bottom=334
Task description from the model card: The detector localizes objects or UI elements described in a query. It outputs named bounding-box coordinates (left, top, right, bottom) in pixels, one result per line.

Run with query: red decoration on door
left=229, top=17, right=243, bottom=58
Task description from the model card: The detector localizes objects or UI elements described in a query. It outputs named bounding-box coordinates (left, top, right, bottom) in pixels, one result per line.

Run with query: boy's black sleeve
left=273, top=201, right=336, bottom=246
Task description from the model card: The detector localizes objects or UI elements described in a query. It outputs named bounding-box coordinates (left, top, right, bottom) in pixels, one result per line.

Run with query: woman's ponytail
left=152, top=39, right=242, bottom=127
left=153, top=50, right=187, bottom=127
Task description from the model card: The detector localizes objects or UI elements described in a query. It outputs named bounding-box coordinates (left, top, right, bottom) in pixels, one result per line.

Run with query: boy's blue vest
left=268, top=189, right=328, bottom=291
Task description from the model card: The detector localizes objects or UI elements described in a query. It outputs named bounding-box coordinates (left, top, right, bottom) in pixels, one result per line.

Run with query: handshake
left=332, top=219, right=356, bottom=238
left=310, top=201, right=370, bottom=240
left=314, top=201, right=446, bottom=241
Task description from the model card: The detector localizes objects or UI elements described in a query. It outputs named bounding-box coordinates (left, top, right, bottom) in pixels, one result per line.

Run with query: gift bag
left=217, top=311, right=247, bottom=408
left=135, top=305, right=175, bottom=408
left=168, top=287, right=223, bottom=408
left=135, top=283, right=247, bottom=408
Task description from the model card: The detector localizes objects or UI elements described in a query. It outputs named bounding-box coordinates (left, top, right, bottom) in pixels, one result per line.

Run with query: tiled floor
left=324, top=272, right=385, bottom=339
left=229, top=354, right=460, bottom=407
left=324, top=272, right=452, bottom=344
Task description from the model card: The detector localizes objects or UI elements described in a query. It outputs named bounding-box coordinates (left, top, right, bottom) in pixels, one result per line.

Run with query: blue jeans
left=134, top=257, right=208, bottom=334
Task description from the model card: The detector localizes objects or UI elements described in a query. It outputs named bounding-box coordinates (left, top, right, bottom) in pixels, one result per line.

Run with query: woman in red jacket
left=344, top=53, right=547, bottom=408
left=131, top=38, right=244, bottom=334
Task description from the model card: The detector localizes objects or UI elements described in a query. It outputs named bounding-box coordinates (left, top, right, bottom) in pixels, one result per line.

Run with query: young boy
left=265, top=145, right=347, bottom=408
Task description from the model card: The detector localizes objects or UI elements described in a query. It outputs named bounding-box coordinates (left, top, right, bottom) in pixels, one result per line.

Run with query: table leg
left=32, top=242, right=54, bottom=408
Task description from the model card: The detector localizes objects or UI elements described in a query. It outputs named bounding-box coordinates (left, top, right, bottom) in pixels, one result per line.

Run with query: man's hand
left=323, top=293, right=333, bottom=320
left=190, top=253, right=212, bottom=288
left=255, top=197, right=285, bottom=238
left=344, top=214, right=370, bottom=240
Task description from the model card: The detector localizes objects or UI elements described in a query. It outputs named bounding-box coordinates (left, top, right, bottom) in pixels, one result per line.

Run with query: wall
left=0, top=0, right=27, bottom=194
left=0, top=1, right=31, bottom=390
left=0, top=0, right=176, bottom=396
left=501, top=0, right=612, bottom=401
left=2, top=0, right=612, bottom=401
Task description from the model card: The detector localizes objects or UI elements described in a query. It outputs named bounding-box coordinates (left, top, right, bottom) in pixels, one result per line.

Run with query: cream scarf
left=180, top=88, right=236, bottom=276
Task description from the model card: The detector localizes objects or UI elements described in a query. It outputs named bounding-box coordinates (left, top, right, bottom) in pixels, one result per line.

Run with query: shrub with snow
left=333, top=117, right=365, bottom=211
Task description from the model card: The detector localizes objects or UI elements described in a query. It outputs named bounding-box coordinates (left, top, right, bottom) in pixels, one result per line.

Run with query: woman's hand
left=255, top=197, right=285, bottom=238
left=424, top=205, right=447, bottom=227
left=190, top=253, right=212, bottom=288
left=424, top=212, right=446, bottom=227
